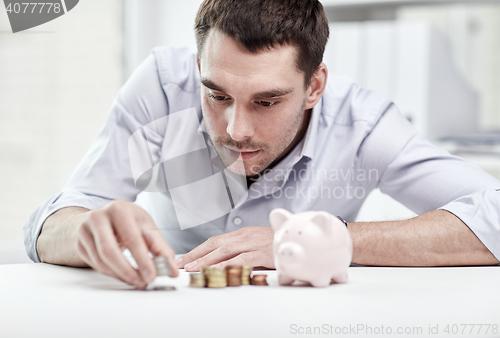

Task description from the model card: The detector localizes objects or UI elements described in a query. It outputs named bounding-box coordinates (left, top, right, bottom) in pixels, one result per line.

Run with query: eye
left=257, top=101, right=278, bottom=107
left=285, top=230, right=288, bottom=234
left=209, top=94, right=230, bottom=101
left=298, top=231, right=302, bottom=235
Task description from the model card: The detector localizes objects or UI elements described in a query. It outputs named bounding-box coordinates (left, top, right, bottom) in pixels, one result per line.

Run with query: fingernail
left=185, top=260, right=197, bottom=269
left=135, top=283, right=146, bottom=290
left=142, top=270, right=151, bottom=282
left=174, top=257, right=182, bottom=266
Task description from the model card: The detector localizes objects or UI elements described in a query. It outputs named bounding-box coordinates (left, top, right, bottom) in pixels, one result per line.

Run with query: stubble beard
left=203, top=99, right=306, bottom=177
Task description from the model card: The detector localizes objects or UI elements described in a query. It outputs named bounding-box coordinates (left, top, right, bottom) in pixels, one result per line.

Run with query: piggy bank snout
left=277, top=242, right=305, bottom=263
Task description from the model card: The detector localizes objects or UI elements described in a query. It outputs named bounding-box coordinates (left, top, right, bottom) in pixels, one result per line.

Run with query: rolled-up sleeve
left=437, top=189, right=500, bottom=260
left=359, top=103, right=500, bottom=261
left=24, top=51, right=170, bottom=262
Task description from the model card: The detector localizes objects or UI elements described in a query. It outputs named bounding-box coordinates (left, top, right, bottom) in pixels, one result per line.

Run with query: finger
left=78, top=225, right=123, bottom=279
left=87, top=212, right=146, bottom=288
left=108, top=207, right=158, bottom=284
left=179, top=232, right=241, bottom=271
left=76, top=239, right=122, bottom=281
left=211, top=251, right=258, bottom=270
left=184, top=237, right=253, bottom=272
left=76, top=238, right=93, bottom=267
left=77, top=225, right=109, bottom=271
left=142, top=228, right=179, bottom=278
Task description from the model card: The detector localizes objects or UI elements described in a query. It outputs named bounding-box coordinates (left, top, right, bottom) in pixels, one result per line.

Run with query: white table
left=1, top=264, right=499, bottom=338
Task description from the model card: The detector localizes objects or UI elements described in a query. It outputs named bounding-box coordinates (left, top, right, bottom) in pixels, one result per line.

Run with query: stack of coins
left=251, top=274, right=268, bottom=286
left=225, top=266, right=242, bottom=287
left=201, top=266, right=211, bottom=286
left=153, top=256, right=172, bottom=277
left=189, top=273, right=206, bottom=288
left=241, top=265, right=252, bottom=285
left=206, top=268, right=227, bottom=288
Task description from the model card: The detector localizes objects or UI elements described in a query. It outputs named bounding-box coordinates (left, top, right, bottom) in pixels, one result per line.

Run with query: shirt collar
left=198, top=116, right=207, bottom=134
left=300, top=96, right=322, bottom=161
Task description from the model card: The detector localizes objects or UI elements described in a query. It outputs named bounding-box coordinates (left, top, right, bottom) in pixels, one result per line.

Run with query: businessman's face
left=198, top=29, right=312, bottom=177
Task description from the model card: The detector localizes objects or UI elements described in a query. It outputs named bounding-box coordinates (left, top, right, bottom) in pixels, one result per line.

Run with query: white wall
left=397, top=4, right=500, bottom=131
left=0, top=1, right=123, bottom=251
left=123, top=0, right=203, bottom=79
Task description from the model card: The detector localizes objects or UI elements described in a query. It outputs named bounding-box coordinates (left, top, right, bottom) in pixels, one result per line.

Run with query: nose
left=277, top=242, right=304, bottom=263
left=226, top=104, right=254, bottom=142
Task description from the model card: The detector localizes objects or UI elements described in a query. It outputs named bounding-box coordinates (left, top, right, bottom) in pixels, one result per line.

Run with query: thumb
left=143, top=229, right=179, bottom=278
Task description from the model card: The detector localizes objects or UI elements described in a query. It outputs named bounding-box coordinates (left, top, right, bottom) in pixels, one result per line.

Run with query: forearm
left=36, top=207, right=90, bottom=267
left=350, top=209, right=500, bottom=266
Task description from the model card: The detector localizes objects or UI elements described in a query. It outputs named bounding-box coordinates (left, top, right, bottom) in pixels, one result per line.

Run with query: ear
left=269, top=208, right=293, bottom=232
left=310, top=211, right=332, bottom=236
left=196, top=54, right=201, bottom=74
left=304, top=63, right=328, bottom=110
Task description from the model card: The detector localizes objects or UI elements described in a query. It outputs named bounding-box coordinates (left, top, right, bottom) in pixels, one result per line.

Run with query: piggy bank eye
left=285, top=230, right=288, bottom=234
left=298, top=231, right=302, bottom=235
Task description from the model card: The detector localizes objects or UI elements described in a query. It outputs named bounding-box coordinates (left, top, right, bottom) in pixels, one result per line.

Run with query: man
left=26, top=0, right=500, bottom=289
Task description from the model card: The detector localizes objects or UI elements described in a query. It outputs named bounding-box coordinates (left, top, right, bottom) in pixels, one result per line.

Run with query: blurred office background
left=1, top=0, right=500, bottom=263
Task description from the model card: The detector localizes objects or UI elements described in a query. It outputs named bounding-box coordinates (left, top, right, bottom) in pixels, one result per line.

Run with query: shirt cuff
left=23, top=190, right=112, bottom=263
left=437, top=188, right=500, bottom=263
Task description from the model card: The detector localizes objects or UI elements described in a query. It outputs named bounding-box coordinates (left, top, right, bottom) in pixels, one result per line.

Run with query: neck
left=246, top=108, right=312, bottom=186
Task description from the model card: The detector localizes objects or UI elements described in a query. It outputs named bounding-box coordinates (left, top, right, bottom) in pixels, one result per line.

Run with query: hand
left=176, top=226, right=275, bottom=271
left=75, top=200, right=178, bottom=289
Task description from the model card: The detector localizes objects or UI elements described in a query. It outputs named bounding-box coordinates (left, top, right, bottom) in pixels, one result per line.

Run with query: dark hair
left=195, top=0, right=329, bottom=87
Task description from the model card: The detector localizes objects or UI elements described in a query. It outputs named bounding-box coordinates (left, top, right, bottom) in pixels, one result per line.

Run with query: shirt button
left=233, top=217, right=242, bottom=226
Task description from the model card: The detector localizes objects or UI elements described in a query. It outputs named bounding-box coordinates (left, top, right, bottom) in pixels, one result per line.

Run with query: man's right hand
left=38, top=200, right=178, bottom=289
left=75, top=200, right=178, bottom=288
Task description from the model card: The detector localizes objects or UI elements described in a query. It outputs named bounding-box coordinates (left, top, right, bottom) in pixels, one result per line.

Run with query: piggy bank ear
left=310, top=211, right=333, bottom=236
left=269, top=208, right=293, bottom=232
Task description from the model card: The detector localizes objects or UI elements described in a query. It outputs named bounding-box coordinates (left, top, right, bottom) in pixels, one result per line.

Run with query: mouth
left=223, top=145, right=260, bottom=161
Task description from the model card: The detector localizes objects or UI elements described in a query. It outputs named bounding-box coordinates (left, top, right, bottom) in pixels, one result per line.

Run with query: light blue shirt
left=24, top=47, right=500, bottom=262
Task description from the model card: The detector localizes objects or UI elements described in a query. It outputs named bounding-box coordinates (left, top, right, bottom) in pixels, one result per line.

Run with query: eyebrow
left=201, top=78, right=294, bottom=100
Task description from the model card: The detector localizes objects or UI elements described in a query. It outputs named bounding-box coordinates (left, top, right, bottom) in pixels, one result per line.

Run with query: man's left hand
left=175, top=226, right=275, bottom=271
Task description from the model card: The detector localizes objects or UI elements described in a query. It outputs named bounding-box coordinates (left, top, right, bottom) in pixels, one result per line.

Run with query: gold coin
left=251, top=274, right=268, bottom=286
left=208, top=283, right=227, bottom=288
left=189, top=273, right=206, bottom=287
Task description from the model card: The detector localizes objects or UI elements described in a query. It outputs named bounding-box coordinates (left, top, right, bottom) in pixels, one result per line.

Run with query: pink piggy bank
left=270, top=208, right=353, bottom=287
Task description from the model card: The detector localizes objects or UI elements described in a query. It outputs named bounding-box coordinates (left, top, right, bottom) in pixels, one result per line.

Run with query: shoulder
left=322, top=74, right=392, bottom=128
left=152, top=46, right=200, bottom=94
left=319, top=74, right=418, bottom=177
left=118, top=47, right=201, bottom=125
